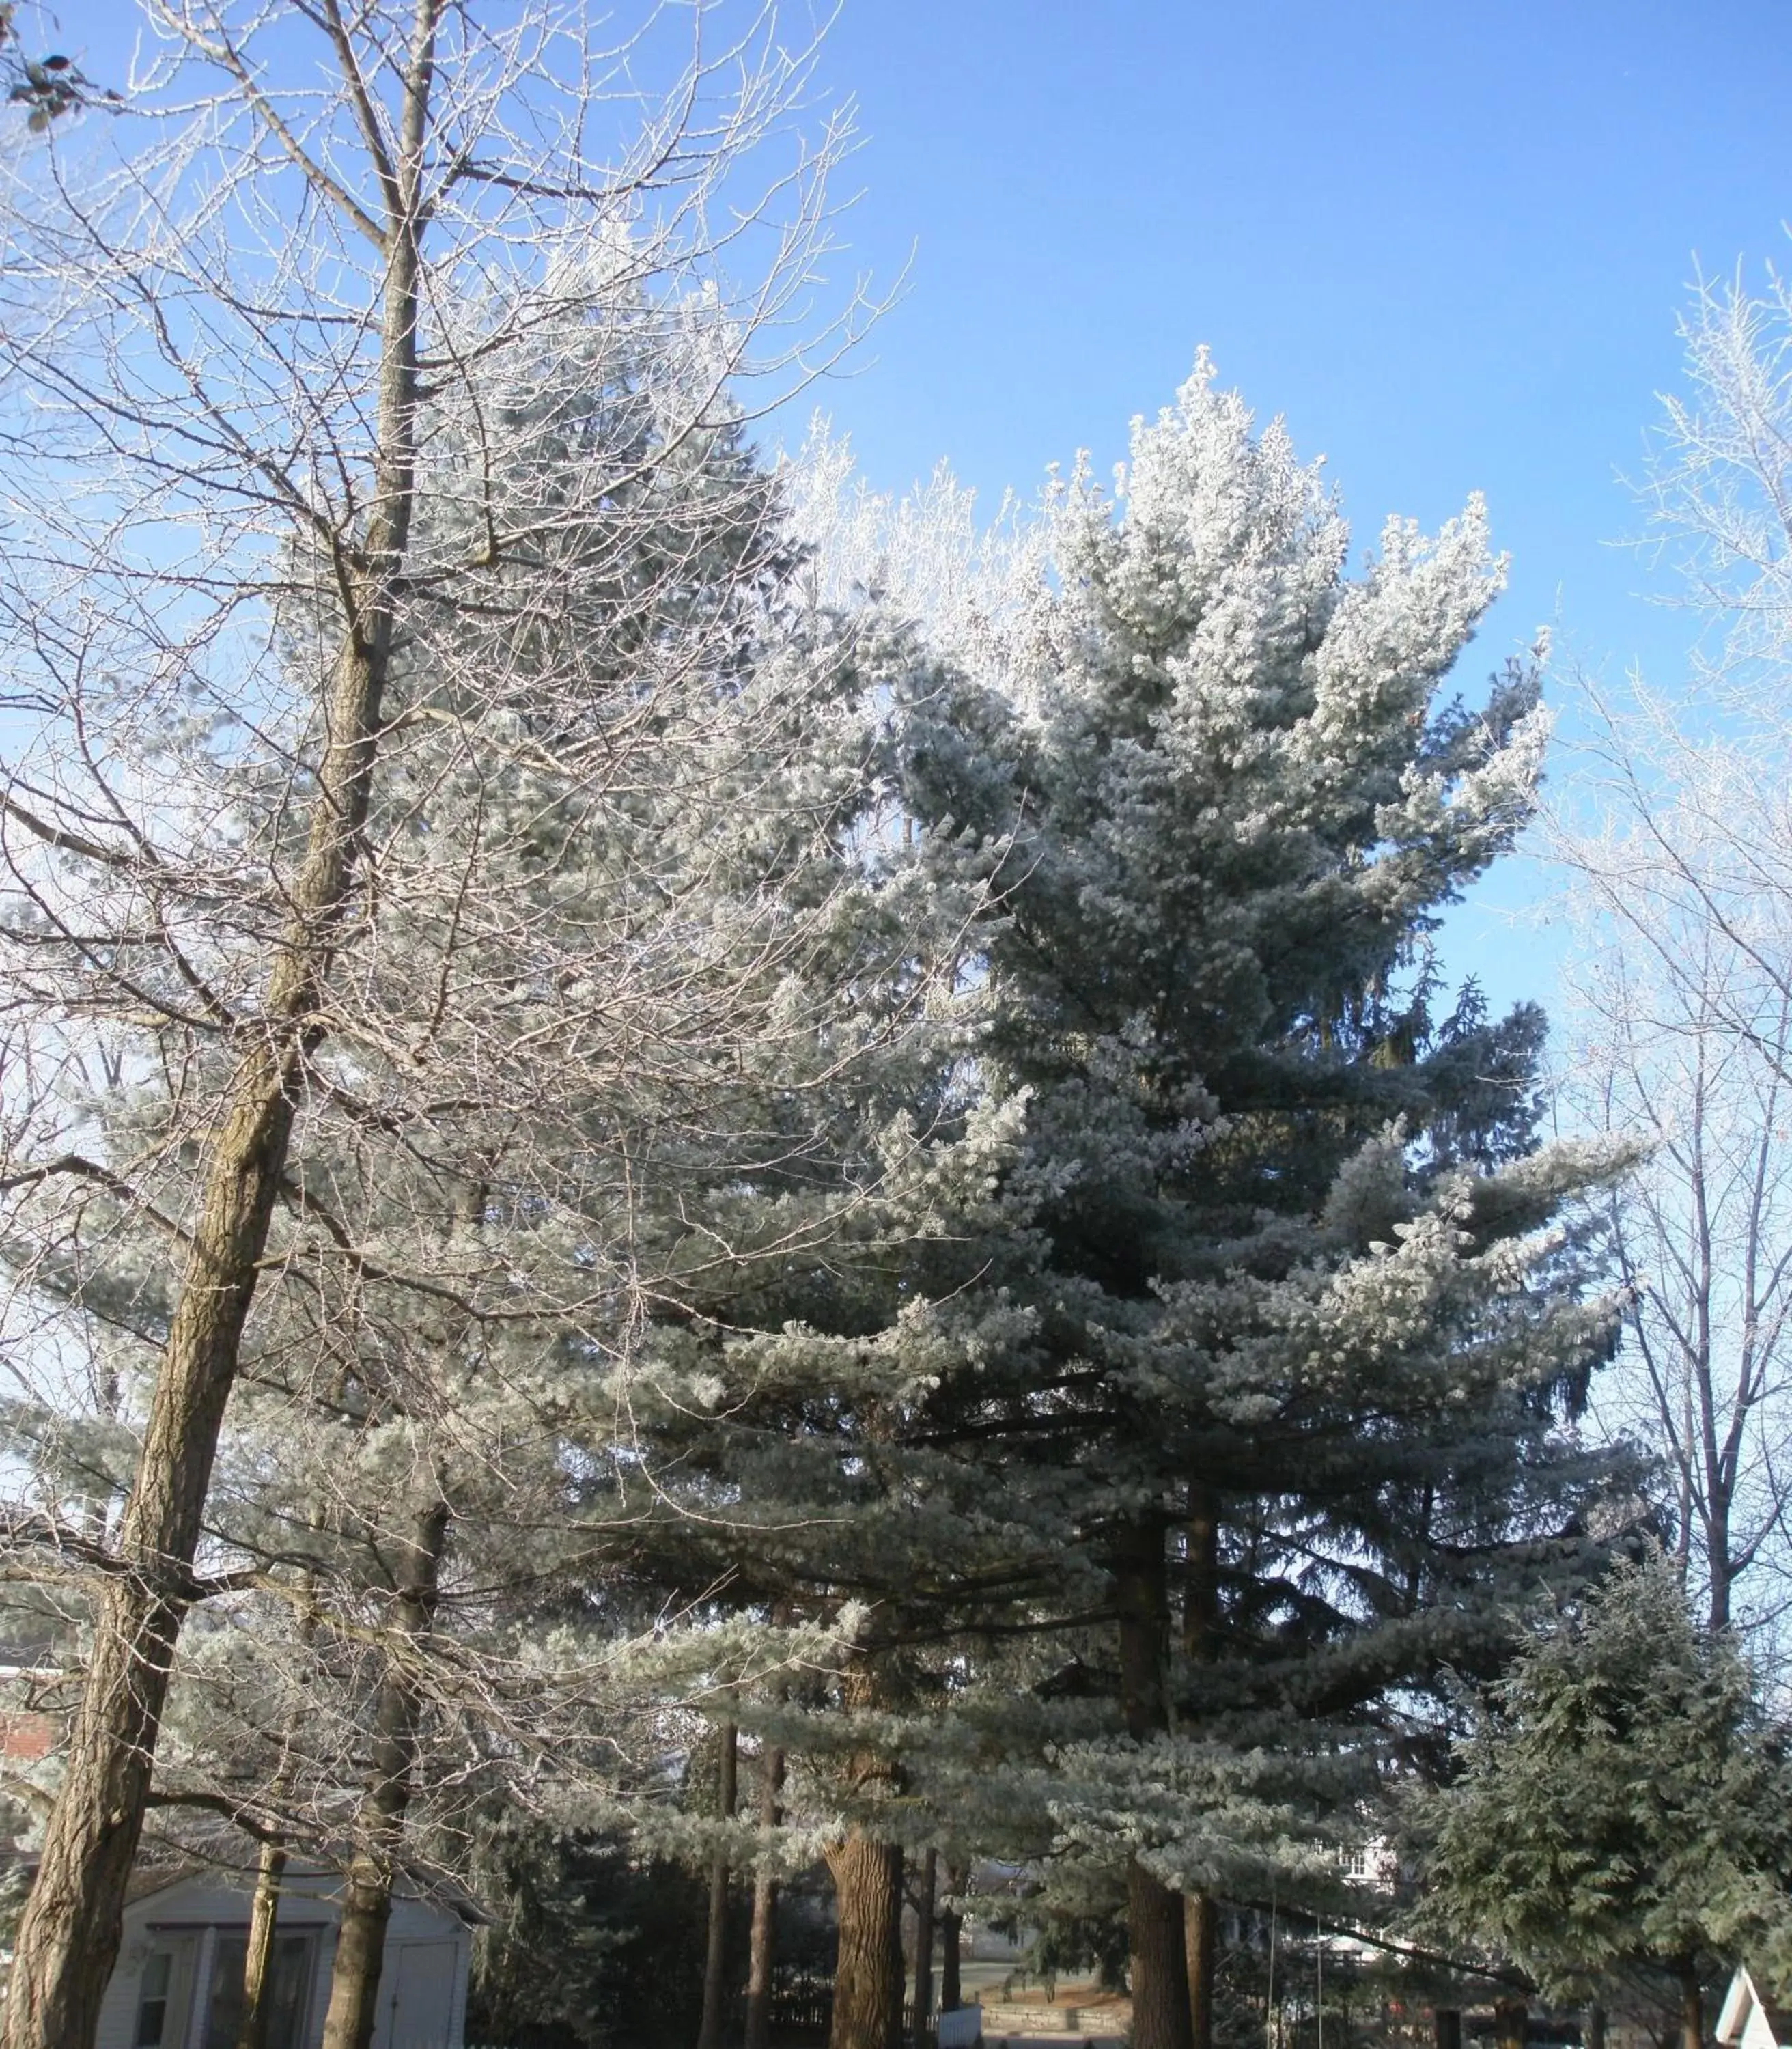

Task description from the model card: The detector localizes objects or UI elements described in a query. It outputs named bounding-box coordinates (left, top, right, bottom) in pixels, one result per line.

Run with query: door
left=376, top=1942, right=457, bottom=2049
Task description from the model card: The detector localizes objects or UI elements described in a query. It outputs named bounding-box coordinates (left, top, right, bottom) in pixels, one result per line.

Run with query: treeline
left=1, top=9, right=1789, bottom=2049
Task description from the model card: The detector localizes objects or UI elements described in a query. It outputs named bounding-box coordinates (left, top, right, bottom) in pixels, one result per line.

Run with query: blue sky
left=773, top=0, right=1791, bottom=1019
left=804, top=1, right=1787, bottom=665
left=36, top=0, right=1792, bottom=1014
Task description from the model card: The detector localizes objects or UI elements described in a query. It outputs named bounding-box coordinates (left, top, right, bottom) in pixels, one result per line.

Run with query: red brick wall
left=0, top=1713, right=54, bottom=1763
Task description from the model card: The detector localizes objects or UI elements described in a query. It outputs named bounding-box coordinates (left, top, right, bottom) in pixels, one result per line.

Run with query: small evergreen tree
left=1415, top=1561, right=1792, bottom=2049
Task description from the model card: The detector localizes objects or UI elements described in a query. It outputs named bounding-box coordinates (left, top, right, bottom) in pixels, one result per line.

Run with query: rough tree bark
left=1117, top=1511, right=1192, bottom=2049
left=912, top=1847, right=937, bottom=2047
left=1678, top=1964, right=1704, bottom=2049
left=0, top=14, right=440, bottom=2035
left=1182, top=1483, right=1222, bottom=2049
left=826, top=1655, right=905, bottom=2049
left=824, top=1834, right=904, bottom=2049
left=697, top=1714, right=740, bottom=2049
left=744, top=1735, right=787, bottom=2049
left=318, top=1495, right=449, bottom=2049
left=236, top=1835, right=290, bottom=2049
left=1184, top=1893, right=1217, bottom=2049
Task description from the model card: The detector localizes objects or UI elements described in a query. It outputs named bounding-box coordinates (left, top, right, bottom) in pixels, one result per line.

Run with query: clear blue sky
left=38, top=0, right=1792, bottom=1014
left=785, top=0, right=1791, bottom=1015
left=53, top=0, right=1789, bottom=684
left=807, top=1, right=1787, bottom=663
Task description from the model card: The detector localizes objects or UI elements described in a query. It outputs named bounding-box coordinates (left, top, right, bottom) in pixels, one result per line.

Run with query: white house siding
left=1716, top=1968, right=1792, bottom=2049
left=94, top=1872, right=468, bottom=2049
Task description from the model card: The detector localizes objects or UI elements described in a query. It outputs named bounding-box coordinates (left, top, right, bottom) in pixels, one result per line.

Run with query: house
left=94, top=1867, right=471, bottom=2049
left=1716, top=1968, right=1792, bottom=2049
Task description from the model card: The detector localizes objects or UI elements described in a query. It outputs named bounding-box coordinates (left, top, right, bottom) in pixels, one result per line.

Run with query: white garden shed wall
left=94, top=1869, right=470, bottom=2049
left=1717, top=1968, right=1792, bottom=2049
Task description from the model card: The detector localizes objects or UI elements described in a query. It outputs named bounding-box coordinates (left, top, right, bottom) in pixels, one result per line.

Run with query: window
left=135, top=1936, right=197, bottom=2049
left=203, top=1933, right=316, bottom=2049
left=134, top=1952, right=174, bottom=2049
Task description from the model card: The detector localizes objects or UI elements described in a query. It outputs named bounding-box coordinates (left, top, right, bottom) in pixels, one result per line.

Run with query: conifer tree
left=821, top=358, right=1637, bottom=2049
left=574, top=987, right=1039, bottom=2049
left=1415, top=1561, right=1792, bottom=2049
left=576, top=369, right=1635, bottom=2049
left=0, top=238, right=991, bottom=2038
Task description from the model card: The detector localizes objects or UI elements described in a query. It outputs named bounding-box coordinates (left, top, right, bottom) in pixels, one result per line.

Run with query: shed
left=1717, top=1968, right=1792, bottom=2049
left=94, top=1867, right=471, bottom=2049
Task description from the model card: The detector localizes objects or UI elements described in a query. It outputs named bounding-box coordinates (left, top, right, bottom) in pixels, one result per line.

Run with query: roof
left=12, top=1851, right=492, bottom=1930
left=120, top=1861, right=489, bottom=1927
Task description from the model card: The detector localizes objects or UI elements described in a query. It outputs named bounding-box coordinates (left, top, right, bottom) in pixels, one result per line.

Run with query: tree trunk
left=912, top=1848, right=937, bottom=2046
left=825, top=1835, right=904, bottom=2049
left=236, top=1836, right=289, bottom=2049
left=1707, top=1544, right=1732, bottom=1633
left=0, top=18, right=441, bottom=2046
left=1434, top=2011, right=1463, bottom=2049
left=1130, top=1860, right=1194, bottom=2049
left=1184, top=1891, right=1217, bottom=2049
left=1494, top=1999, right=1528, bottom=2049
left=698, top=1716, right=740, bottom=2049
left=1679, top=1964, right=1704, bottom=2049
left=318, top=1496, right=449, bottom=2049
left=826, top=1645, right=906, bottom=2049
left=938, top=1865, right=965, bottom=2016
left=1182, top=1484, right=1222, bottom=2049
left=1116, top=1513, right=1192, bottom=2049
left=744, top=1738, right=786, bottom=2049
left=1586, top=2008, right=1606, bottom=2049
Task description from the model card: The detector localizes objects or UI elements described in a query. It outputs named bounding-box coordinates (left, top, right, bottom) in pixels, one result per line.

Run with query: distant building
left=0, top=1659, right=61, bottom=1770
left=94, top=1867, right=472, bottom=2049
left=0, top=1714, right=51, bottom=1766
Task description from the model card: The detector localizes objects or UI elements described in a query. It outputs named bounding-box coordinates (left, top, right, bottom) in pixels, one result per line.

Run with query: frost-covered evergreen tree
left=566, top=365, right=1638, bottom=2049
left=563, top=881, right=1040, bottom=2049
left=794, top=357, right=1638, bottom=2049
left=0, top=3, right=877, bottom=2033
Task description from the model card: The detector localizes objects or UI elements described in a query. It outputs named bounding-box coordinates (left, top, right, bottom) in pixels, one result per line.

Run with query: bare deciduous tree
left=1560, top=884, right=1792, bottom=1636
left=0, top=3, right=873, bottom=2039
left=1554, top=257, right=1792, bottom=1647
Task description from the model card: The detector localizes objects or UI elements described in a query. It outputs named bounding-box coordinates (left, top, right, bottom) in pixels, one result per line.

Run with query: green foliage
left=469, top=1827, right=710, bottom=2049
left=634, top=358, right=1648, bottom=1965
left=0, top=289, right=1655, bottom=2000
left=0, top=267, right=951, bottom=1908
left=1414, top=1559, right=1792, bottom=1996
left=860, top=357, right=1640, bottom=1921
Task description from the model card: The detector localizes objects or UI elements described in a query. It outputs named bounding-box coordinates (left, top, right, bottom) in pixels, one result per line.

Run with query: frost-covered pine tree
left=559, top=825, right=1039, bottom=2049
left=575, top=367, right=1623, bottom=2049
left=816, top=357, right=1638, bottom=2049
